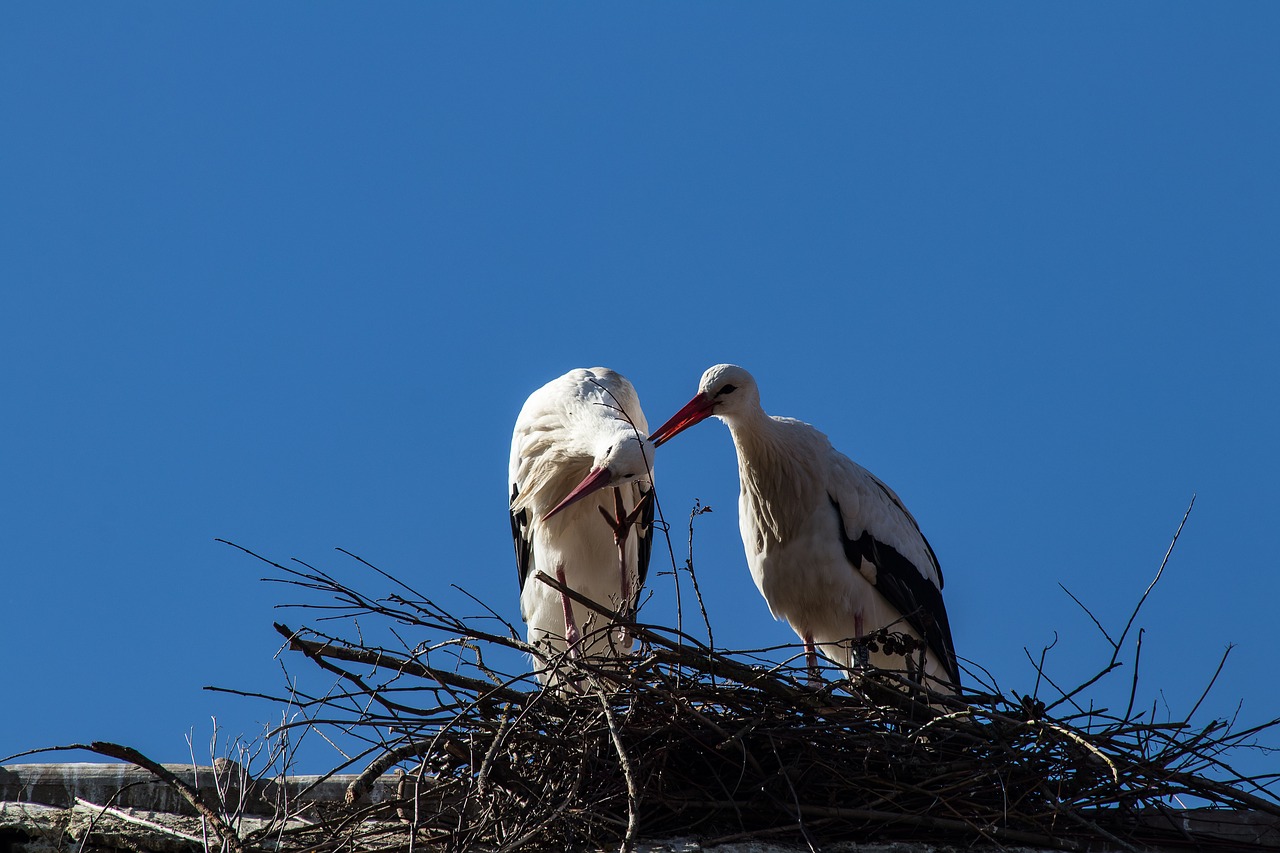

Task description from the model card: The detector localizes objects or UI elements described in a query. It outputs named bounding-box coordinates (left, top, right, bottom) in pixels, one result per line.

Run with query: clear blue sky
left=3, top=5, right=1277, bottom=777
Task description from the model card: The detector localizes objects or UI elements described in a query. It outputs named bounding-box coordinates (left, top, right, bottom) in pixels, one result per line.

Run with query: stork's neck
left=720, top=404, right=779, bottom=457
left=722, top=407, right=819, bottom=548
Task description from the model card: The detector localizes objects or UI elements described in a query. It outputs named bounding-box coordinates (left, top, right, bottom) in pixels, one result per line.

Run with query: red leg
left=557, top=565, right=581, bottom=657
left=804, top=632, right=821, bottom=686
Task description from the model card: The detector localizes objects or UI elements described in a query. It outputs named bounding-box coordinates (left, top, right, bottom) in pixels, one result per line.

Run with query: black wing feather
left=830, top=496, right=960, bottom=687
left=635, top=483, right=654, bottom=603
left=511, top=482, right=534, bottom=591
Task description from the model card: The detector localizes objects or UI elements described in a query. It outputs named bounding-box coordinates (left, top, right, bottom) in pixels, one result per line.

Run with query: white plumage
left=651, top=364, right=958, bottom=692
left=508, top=367, right=655, bottom=683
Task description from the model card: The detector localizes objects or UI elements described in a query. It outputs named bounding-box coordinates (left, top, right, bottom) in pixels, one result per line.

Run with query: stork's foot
left=600, top=487, right=650, bottom=652
left=600, top=487, right=654, bottom=544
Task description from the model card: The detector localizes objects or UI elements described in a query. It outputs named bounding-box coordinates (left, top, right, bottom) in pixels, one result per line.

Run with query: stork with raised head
left=509, top=368, right=655, bottom=683
left=650, top=364, right=959, bottom=693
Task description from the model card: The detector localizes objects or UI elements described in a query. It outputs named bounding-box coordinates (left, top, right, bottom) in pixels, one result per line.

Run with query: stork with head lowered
left=509, top=367, right=656, bottom=683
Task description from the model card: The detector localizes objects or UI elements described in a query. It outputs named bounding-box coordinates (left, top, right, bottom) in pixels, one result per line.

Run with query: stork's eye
left=717, top=384, right=738, bottom=396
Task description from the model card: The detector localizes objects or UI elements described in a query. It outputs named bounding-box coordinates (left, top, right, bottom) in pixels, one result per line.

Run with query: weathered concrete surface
left=0, top=763, right=397, bottom=816
left=0, top=806, right=1058, bottom=853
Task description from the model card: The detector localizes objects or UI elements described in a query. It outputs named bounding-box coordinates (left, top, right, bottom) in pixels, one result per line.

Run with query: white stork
left=650, top=364, right=959, bottom=692
left=509, top=367, right=656, bottom=683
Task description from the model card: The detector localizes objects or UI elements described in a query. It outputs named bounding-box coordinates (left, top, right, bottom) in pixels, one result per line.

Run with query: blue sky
left=3, top=5, right=1278, bottom=777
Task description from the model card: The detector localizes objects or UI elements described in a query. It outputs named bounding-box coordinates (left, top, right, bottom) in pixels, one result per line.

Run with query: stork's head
left=650, top=364, right=759, bottom=446
left=543, top=434, right=654, bottom=521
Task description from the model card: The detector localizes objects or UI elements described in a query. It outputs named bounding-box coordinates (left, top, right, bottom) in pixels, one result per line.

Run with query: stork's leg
left=616, top=566, right=632, bottom=649
left=556, top=565, right=581, bottom=657
left=804, top=632, right=821, bottom=687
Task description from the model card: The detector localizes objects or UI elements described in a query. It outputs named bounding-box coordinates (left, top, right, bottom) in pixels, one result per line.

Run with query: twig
left=1182, top=643, right=1234, bottom=726
left=72, top=783, right=152, bottom=853
left=1059, top=582, right=1115, bottom=648
left=685, top=500, right=716, bottom=650
left=274, top=623, right=532, bottom=706
left=1030, top=631, right=1058, bottom=702
left=1124, top=628, right=1145, bottom=726
left=591, top=680, right=640, bottom=853
left=73, top=797, right=209, bottom=846
left=1112, top=493, right=1195, bottom=664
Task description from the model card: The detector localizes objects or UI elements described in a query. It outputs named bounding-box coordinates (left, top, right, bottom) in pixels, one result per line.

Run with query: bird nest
left=184, top=532, right=1280, bottom=853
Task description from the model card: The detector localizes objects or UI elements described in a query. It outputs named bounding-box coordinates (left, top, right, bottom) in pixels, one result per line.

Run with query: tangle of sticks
left=203, top=530, right=1280, bottom=853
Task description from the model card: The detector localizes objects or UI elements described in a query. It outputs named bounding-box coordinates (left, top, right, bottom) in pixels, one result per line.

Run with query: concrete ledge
left=0, top=763, right=397, bottom=816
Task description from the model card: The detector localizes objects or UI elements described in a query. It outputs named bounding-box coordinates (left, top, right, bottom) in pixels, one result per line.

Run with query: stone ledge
left=0, top=763, right=396, bottom=816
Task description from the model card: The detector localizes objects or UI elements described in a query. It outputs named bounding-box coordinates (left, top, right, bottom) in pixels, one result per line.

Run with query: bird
left=509, top=367, right=656, bottom=684
left=650, top=364, right=959, bottom=692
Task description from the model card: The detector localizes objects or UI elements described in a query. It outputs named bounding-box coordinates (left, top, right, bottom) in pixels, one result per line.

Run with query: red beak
left=650, top=392, right=716, bottom=447
left=543, top=465, right=614, bottom=521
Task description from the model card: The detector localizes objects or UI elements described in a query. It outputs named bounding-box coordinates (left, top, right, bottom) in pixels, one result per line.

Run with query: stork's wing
left=509, top=380, right=562, bottom=593
left=510, top=481, right=534, bottom=592
left=828, top=457, right=959, bottom=686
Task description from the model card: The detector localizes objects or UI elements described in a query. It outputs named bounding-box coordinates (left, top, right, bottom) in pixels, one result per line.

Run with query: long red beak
left=650, top=392, right=715, bottom=447
left=544, top=465, right=614, bottom=521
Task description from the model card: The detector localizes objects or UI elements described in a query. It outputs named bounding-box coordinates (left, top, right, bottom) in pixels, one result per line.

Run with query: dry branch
left=75, top=741, right=247, bottom=853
